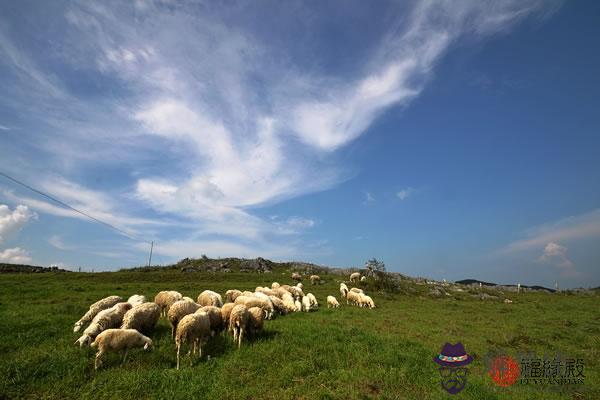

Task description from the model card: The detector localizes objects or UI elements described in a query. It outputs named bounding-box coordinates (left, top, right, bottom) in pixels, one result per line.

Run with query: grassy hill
left=0, top=266, right=597, bottom=399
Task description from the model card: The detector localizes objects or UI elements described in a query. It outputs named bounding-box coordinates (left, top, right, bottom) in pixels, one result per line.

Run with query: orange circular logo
left=488, top=355, right=520, bottom=387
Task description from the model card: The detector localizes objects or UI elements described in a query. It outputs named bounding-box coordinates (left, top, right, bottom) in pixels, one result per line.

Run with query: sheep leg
left=176, top=344, right=181, bottom=370
left=238, top=328, right=244, bottom=348
left=121, top=348, right=129, bottom=364
left=95, top=350, right=104, bottom=370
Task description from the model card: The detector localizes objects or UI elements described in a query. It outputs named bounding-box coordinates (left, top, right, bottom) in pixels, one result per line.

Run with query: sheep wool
left=168, top=299, right=201, bottom=339
left=225, top=289, right=242, bottom=303
left=350, top=288, right=364, bottom=294
left=339, top=283, right=349, bottom=299
left=350, top=272, right=361, bottom=283
left=91, top=328, right=152, bottom=370
left=327, top=296, right=340, bottom=308
left=197, top=290, right=223, bottom=307
left=291, top=272, right=302, bottom=282
left=221, top=303, right=236, bottom=328
left=73, top=295, right=123, bottom=333
left=229, top=304, right=250, bottom=349
left=127, top=294, right=147, bottom=307
left=307, top=293, right=318, bottom=308
left=346, top=291, right=362, bottom=306
left=121, top=302, right=160, bottom=333
left=197, top=306, right=224, bottom=336
left=154, top=291, right=183, bottom=318
left=175, top=311, right=211, bottom=370
left=271, top=282, right=280, bottom=289
left=301, top=296, right=311, bottom=312
left=309, top=275, right=320, bottom=285
left=247, top=306, right=264, bottom=336
left=75, top=302, right=132, bottom=347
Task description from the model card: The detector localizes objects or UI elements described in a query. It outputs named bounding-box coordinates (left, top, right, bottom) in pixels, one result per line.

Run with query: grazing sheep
left=271, top=282, right=280, bottom=289
left=242, top=291, right=255, bottom=297
left=247, top=307, right=264, bottom=336
left=168, top=299, right=201, bottom=339
left=182, top=296, right=195, bottom=303
left=268, top=295, right=287, bottom=315
left=339, top=283, right=349, bottom=299
left=198, top=306, right=224, bottom=336
left=280, top=293, right=297, bottom=313
left=346, top=291, right=362, bottom=307
left=287, top=286, right=304, bottom=300
left=91, top=328, right=152, bottom=370
left=73, top=295, right=123, bottom=333
left=256, top=287, right=277, bottom=297
left=154, top=291, right=183, bottom=318
left=127, top=295, right=147, bottom=307
left=234, top=296, right=274, bottom=319
left=309, top=275, right=320, bottom=285
left=225, top=289, right=242, bottom=303
left=121, top=302, right=160, bottom=334
left=307, top=293, right=318, bottom=309
left=175, top=311, right=211, bottom=370
left=360, top=276, right=367, bottom=282
left=301, top=296, right=311, bottom=312
left=362, top=295, right=376, bottom=309
left=350, top=287, right=364, bottom=294
left=327, top=296, right=340, bottom=308
left=197, top=290, right=223, bottom=307
left=296, top=282, right=303, bottom=290
left=221, top=303, right=236, bottom=328
left=294, top=299, right=302, bottom=312
left=229, top=305, right=250, bottom=349
left=350, top=272, right=361, bottom=283
left=291, top=272, right=302, bottom=282
left=75, top=302, right=132, bottom=347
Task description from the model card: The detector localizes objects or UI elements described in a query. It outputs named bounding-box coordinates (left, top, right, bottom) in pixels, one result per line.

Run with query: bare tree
left=365, top=258, right=385, bottom=278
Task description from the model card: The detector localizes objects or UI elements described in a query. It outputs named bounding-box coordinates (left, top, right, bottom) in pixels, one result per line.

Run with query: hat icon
left=433, top=342, right=473, bottom=367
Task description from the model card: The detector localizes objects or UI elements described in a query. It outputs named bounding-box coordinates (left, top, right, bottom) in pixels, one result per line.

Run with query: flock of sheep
left=72, top=273, right=376, bottom=370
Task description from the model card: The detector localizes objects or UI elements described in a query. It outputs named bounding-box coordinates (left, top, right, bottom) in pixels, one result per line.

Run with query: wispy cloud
left=0, top=125, right=10, bottom=130
left=364, top=192, right=376, bottom=203
left=397, top=187, right=417, bottom=201
left=0, top=1, right=558, bottom=260
left=48, top=235, right=73, bottom=251
left=502, top=209, right=600, bottom=253
left=538, top=242, right=579, bottom=277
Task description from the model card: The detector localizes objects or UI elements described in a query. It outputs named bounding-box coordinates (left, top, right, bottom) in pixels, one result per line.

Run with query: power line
left=0, top=170, right=152, bottom=245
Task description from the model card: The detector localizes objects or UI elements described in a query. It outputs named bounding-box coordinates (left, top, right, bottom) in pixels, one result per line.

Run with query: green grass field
left=0, top=269, right=598, bottom=399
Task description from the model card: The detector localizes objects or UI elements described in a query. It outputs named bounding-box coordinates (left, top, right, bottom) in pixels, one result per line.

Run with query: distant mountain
left=456, top=279, right=555, bottom=292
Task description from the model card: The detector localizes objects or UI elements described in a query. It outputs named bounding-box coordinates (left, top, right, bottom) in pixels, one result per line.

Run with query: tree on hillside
left=365, top=258, right=385, bottom=278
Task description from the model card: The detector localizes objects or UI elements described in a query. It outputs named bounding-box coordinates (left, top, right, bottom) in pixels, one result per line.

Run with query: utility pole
left=148, top=241, right=154, bottom=267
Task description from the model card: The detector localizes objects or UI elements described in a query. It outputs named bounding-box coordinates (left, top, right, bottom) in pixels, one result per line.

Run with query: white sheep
left=168, top=299, right=201, bottom=338
left=268, top=295, right=287, bottom=315
left=175, top=311, right=211, bottom=370
left=327, top=296, right=340, bottom=308
left=120, top=302, right=160, bottom=333
left=91, top=328, right=152, bottom=370
left=360, top=276, right=367, bottom=282
left=234, top=295, right=274, bottom=319
left=271, top=282, right=280, bottom=289
left=296, top=282, right=303, bottom=290
left=126, top=294, right=147, bottom=307
left=350, top=272, right=361, bottom=283
left=73, top=295, right=123, bottom=333
left=291, top=272, right=302, bottom=282
left=294, top=299, right=302, bottom=312
left=154, top=291, right=183, bottom=318
left=229, top=304, right=250, bottom=349
left=197, top=290, right=223, bottom=307
left=221, top=303, right=236, bottom=329
left=197, top=305, right=224, bottom=336
left=361, top=295, right=376, bottom=309
left=75, top=302, right=132, bottom=347
left=225, top=289, right=242, bottom=303
left=346, top=291, right=362, bottom=307
left=301, top=296, right=311, bottom=312
left=339, top=283, right=349, bottom=299
left=247, top=306, right=264, bottom=337
left=309, top=275, right=320, bottom=285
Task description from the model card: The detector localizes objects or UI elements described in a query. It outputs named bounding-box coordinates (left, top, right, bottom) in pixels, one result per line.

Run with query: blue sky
left=1, top=0, right=599, bottom=288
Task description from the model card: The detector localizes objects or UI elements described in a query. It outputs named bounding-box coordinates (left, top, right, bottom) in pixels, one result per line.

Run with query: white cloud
left=365, top=192, right=375, bottom=203
left=397, top=187, right=417, bottom=200
left=0, top=125, right=10, bottom=130
left=502, top=209, right=600, bottom=253
left=48, top=235, right=72, bottom=251
left=538, top=242, right=578, bottom=276
left=0, top=247, right=32, bottom=263
left=0, top=204, right=37, bottom=244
